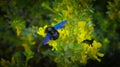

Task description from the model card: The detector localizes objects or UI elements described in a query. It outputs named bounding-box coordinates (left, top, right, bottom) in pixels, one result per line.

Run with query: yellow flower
left=92, top=40, right=102, bottom=49
left=49, top=40, right=58, bottom=51
left=16, top=26, right=22, bottom=36
left=77, top=21, right=86, bottom=30
left=97, top=53, right=104, bottom=57
left=86, top=40, right=104, bottom=62
left=93, top=55, right=101, bottom=62
left=37, top=25, right=47, bottom=37
left=71, top=56, right=77, bottom=62
left=80, top=54, right=87, bottom=64
left=57, top=29, right=68, bottom=40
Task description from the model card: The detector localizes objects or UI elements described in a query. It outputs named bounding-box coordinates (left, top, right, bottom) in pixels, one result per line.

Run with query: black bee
left=43, top=20, right=67, bottom=45
left=45, top=26, right=59, bottom=40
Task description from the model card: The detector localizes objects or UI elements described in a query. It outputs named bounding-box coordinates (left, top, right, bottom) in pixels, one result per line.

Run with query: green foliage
left=37, top=0, right=104, bottom=66
left=0, top=0, right=120, bottom=67
left=92, top=0, right=120, bottom=52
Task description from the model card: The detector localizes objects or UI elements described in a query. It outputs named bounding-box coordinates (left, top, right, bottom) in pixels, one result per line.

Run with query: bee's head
left=45, top=26, right=55, bottom=34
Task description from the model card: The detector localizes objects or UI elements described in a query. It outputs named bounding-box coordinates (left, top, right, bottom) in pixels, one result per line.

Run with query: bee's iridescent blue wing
left=54, top=20, right=67, bottom=30
left=43, top=33, right=51, bottom=45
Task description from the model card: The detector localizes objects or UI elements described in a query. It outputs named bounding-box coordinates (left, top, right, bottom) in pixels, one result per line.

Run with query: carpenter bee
left=43, top=20, right=67, bottom=45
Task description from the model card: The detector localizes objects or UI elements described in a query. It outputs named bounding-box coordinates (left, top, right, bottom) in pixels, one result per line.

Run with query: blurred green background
left=0, top=0, right=120, bottom=67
